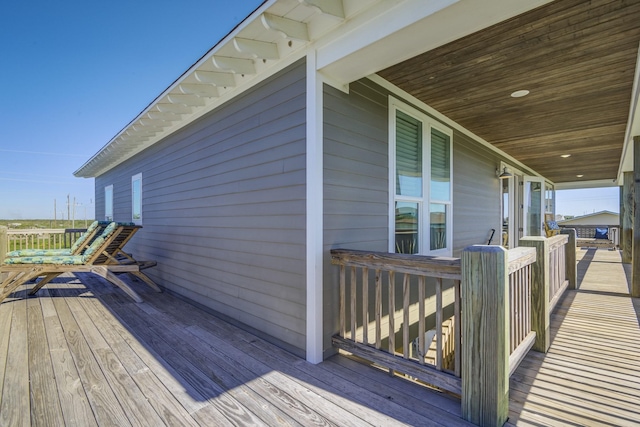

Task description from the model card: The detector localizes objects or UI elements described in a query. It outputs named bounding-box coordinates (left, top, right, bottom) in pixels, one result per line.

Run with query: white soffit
left=75, top=0, right=552, bottom=178
left=617, top=43, right=640, bottom=184
left=317, top=0, right=553, bottom=84
left=75, top=0, right=364, bottom=178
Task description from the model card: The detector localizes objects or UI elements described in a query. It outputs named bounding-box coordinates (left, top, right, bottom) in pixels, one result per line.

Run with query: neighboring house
left=559, top=210, right=620, bottom=246
left=558, top=211, right=619, bottom=227
left=74, top=0, right=640, bottom=363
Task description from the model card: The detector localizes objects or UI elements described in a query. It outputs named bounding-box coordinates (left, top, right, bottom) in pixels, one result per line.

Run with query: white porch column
left=306, top=50, right=324, bottom=363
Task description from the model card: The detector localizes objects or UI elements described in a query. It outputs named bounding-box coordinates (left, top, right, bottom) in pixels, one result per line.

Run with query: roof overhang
left=618, top=44, right=640, bottom=184
left=75, top=0, right=555, bottom=178
left=375, top=0, right=640, bottom=186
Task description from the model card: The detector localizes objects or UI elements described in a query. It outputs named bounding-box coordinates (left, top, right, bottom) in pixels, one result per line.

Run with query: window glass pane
left=502, top=179, right=509, bottom=248
left=430, top=128, right=450, bottom=201
left=396, top=111, right=422, bottom=197
left=105, top=186, right=113, bottom=221
left=430, top=203, right=447, bottom=251
left=395, top=201, right=419, bottom=254
left=545, top=185, right=554, bottom=214
left=132, top=177, right=141, bottom=221
left=525, top=181, right=542, bottom=236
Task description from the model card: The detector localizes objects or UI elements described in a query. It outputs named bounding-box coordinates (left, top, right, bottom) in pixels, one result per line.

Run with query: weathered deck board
left=0, top=289, right=29, bottom=427
left=39, top=287, right=98, bottom=427
left=0, top=271, right=470, bottom=426
left=26, top=296, right=64, bottom=427
left=508, top=249, right=640, bottom=426
left=2, top=247, right=639, bottom=426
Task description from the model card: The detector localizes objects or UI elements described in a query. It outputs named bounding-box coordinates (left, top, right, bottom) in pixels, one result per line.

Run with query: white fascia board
left=617, top=43, right=640, bottom=184
left=317, top=0, right=552, bottom=84
left=74, top=0, right=280, bottom=178
left=76, top=50, right=307, bottom=178
left=555, top=179, right=619, bottom=191
left=368, top=74, right=549, bottom=183
left=317, top=0, right=459, bottom=70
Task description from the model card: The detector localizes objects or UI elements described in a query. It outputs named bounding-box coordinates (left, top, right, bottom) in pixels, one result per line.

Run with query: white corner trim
left=306, top=51, right=324, bottom=364
left=368, top=74, right=550, bottom=184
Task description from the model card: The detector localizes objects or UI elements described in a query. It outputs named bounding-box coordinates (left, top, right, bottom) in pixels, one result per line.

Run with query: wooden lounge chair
left=0, top=222, right=161, bottom=304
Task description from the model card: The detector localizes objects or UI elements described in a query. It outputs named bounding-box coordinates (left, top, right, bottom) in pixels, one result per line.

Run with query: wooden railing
left=561, top=224, right=619, bottom=247
left=506, top=246, right=537, bottom=376
left=5, top=228, right=87, bottom=252
left=333, top=236, right=575, bottom=426
left=548, top=234, right=569, bottom=313
left=330, top=249, right=462, bottom=395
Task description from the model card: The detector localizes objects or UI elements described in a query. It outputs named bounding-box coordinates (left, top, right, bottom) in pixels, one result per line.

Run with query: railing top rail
left=330, top=249, right=461, bottom=280
left=507, top=246, right=536, bottom=275
left=548, top=233, right=569, bottom=251
left=559, top=224, right=618, bottom=228
left=6, top=228, right=68, bottom=235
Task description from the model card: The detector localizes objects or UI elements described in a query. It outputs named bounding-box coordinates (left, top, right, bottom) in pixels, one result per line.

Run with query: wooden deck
left=0, top=271, right=469, bottom=427
left=1, top=248, right=639, bottom=426
left=508, top=248, right=640, bottom=426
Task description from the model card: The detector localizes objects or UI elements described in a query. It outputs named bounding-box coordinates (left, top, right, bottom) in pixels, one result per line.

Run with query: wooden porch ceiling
left=378, top=0, right=640, bottom=184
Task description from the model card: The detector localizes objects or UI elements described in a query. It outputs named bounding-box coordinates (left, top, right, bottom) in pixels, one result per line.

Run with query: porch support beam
left=622, top=171, right=633, bottom=264
left=633, top=136, right=640, bottom=297
left=305, top=51, right=324, bottom=363
left=461, top=245, right=509, bottom=427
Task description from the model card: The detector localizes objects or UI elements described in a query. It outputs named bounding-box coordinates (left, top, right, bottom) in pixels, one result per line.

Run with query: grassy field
left=1, top=219, right=95, bottom=230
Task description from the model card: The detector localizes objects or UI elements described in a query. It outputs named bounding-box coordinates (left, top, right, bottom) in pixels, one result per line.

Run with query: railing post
left=519, top=236, right=550, bottom=353
left=0, top=226, right=6, bottom=282
left=461, top=245, right=509, bottom=427
left=561, top=228, right=577, bottom=290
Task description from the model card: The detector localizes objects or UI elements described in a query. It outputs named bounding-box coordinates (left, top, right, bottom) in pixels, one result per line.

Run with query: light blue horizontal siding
left=95, top=59, right=308, bottom=355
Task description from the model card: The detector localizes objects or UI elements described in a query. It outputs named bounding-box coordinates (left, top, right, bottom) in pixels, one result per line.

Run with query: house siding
left=323, top=80, right=390, bottom=355
left=322, top=77, right=537, bottom=355
left=95, top=59, right=308, bottom=355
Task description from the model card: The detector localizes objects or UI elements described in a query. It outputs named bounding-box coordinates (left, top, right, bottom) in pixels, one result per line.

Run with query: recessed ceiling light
left=576, top=174, right=584, bottom=178
left=560, top=154, right=571, bottom=158
left=510, top=90, right=530, bottom=98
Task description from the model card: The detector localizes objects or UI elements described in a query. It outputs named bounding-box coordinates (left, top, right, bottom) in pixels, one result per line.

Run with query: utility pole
left=67, top=194, right=70, bottom=224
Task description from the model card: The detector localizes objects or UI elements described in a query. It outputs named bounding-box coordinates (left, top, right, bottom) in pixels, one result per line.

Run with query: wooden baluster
left=418, top=276, right=426, bottom=364
left=454, top=279, right=461, bottom=377
left=388, top=271, right=395, bottom=355
left=509, top=273, right=515, bottom=353
left=339, top=265, right=345, bottom=339
left=362, top=267, right=369, bottom=346
left=436, top=278, right=443, bottom=370
left=351, top=266, right=357, bottom=341
left=403, top=273, right=410, bottom=359
left=375, top=269, right=382, bottom=349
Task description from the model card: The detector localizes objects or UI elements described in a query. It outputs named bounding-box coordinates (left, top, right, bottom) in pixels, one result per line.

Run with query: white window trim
left=131, top=173, right=142, bottom=225
left=105, top=184, right=113, bottom=221
left=388, top=96, right=453, bottom=256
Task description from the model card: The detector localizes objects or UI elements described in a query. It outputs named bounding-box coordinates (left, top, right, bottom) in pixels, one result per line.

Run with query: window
left=105, top=185, right=113, bottom=221
left=131, top=173, right=142, bottom=224
left=390, top=98, right=453, bottom=256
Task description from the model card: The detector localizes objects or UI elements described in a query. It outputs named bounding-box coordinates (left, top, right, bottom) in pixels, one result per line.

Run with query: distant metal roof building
left=558, top=211, right=619, bottom=226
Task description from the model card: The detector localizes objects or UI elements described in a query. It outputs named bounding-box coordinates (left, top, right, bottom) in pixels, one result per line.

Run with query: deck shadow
left=0, top=271, right=469, bottom=426
left=576, top=248, right=596, bottom=288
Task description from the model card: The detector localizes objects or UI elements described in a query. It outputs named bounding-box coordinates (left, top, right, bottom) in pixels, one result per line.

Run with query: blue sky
left=556, top=187, right=619, bottom=217
left=0, top=0, right=621, bottom=220
left=0, top=0, right=263, bottom=219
